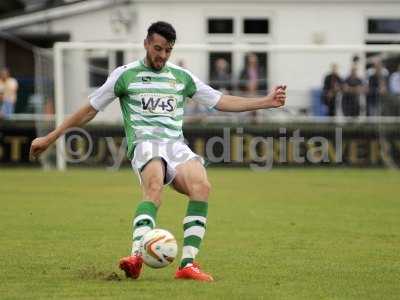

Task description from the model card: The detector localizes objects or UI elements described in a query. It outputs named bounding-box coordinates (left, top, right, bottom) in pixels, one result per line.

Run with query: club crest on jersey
left=141, top=94, right=177, bottom=116
left=169, top=79, right=177, bottom=89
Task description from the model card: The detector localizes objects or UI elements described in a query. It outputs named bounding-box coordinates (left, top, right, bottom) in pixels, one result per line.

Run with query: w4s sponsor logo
left=141, top=95, right=177, bottom=115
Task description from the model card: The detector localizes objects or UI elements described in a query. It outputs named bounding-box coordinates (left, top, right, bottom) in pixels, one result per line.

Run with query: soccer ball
left=140, top=229, right=178, bottom=268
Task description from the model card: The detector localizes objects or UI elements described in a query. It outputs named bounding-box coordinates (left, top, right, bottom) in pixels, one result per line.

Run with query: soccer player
left=30, top=21, right=286, bottom=282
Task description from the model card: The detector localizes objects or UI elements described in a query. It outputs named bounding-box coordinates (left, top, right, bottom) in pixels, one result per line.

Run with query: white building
left=1, top=0, right=399, bottom=120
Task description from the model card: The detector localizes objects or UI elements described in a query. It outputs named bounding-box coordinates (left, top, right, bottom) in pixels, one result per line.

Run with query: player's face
left=144, top=33, right=173, bottom=70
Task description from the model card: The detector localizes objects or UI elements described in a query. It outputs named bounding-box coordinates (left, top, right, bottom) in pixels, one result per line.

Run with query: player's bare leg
left=172, top=159, right=214, bottom=282
left=172, top=159, right=210, bottom=201
left=120, top=158, right=165, bottom=279
left=140, top=158, right=166, bottom=206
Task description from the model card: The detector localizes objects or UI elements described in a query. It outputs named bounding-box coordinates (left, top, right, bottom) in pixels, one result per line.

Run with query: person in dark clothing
left=366, top=61, right=389, bottom=116
left=342, top=67, right=364, bottom=117
left=321, top=63, right=343, bottom=116
left=210, top=58, right=232, bottom=93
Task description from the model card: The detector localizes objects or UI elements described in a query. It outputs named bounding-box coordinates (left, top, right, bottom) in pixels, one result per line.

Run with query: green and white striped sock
left=131, top=201, right=158, bottom=256
left=180, top=200, right=208, bottom=268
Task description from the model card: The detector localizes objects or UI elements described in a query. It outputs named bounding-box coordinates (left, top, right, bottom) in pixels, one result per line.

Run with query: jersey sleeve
left=186, top=72, right=222, bottom=109
left=88, top=66, right=125, bottom=111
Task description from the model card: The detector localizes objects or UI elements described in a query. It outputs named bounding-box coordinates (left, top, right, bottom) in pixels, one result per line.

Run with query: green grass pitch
left=1, top=168, right=399, bottom=299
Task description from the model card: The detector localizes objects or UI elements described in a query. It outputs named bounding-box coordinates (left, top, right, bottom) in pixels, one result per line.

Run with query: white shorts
left=131, top=140, right=204, bottom=185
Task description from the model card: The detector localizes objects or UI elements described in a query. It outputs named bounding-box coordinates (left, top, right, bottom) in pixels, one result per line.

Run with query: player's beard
left=146, top=54, right=165, bottom=71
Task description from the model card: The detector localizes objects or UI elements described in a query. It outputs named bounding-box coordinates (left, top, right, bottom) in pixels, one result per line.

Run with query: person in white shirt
left=0, top=68, right=19, bottom=119
left=389, top=64, right=400, bottom=95
left=387, top=64, right=400, bottom=116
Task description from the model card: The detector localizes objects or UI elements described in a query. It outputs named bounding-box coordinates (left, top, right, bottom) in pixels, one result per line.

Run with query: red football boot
left=175, top=262, right=214, bottom=282
left=119, top=255, right=143, bottom=279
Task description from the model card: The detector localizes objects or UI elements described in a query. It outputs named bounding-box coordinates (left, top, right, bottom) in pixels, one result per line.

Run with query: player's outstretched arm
left=215, top=85, right=287, bottom=112
left=29, top=103, right=98, bottom=160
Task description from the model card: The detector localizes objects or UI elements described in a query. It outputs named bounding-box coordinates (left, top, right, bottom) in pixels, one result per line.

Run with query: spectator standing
left=322, top=63, right=343, bottom=116
left=389, top=64, right=400, bottom=95
left=0, top=68, right=18, bottom=119
left=239, top=53, right=267, bottom=122
left=342, top=67, right=364, bottom=117
left=366, top=60, right=389, bottom=116
left=210, top=58, right=232, bottom=93
left=388, top=64, right=400, bottom=116
left=239, top=53, right=267, bottom=95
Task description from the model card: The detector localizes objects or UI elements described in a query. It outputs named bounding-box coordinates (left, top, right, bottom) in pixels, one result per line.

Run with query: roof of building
left=0, top=1, right=90, bottom=19
left=0, top=0, right=128, bottom=31
left=0, top=0, right=398, bottom=31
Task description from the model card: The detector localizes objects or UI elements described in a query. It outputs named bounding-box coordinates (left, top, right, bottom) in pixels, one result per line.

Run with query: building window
left=365, top=18, right=400, bottom=73
left=208, top=18, right=234, bottom=34
left=88, top=57, right=108, bottom=87
left=243, top=18, right=269, bottom=34
left=205, top=15, right=271, bottom=95
left=368, top=18, right=400, bottom=34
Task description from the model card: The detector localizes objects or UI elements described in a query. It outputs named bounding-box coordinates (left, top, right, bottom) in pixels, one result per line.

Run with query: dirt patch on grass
left=77, top=266, right=122, bottom=281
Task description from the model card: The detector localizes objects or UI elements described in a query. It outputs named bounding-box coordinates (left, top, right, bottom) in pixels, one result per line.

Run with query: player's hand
left=30, top=136, right=51, bottom=160
left=265, top=85, right=287, bottom=108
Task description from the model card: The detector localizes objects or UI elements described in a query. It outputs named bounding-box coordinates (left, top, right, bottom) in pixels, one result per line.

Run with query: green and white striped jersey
left=89, top=59, right=222, bottom=159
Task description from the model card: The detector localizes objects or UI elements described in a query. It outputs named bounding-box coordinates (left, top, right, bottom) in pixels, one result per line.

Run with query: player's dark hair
left=147, top=21, right=176, bottom=44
